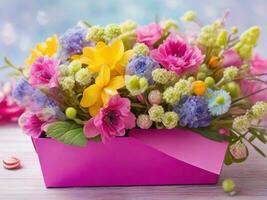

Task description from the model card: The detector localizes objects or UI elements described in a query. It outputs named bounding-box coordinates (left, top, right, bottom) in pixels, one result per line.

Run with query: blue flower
left=126, top=56, right=159, bottom=83
left=205, top=89, right=231, bottom=116
left=12, top=79, right=35, bottom=106
left=173, top=95, right=212, bottom=128
left=58, top=25, right=92, bottom=60
left=13, top=79, right=65, bottom=120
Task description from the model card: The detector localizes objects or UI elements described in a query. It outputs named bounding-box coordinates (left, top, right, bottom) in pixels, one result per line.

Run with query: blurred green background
left=1, top=0, right=267, bottom=80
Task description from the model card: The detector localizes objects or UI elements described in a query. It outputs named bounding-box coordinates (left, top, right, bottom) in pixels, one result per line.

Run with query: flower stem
left=131, top=103, right=146, bottom=109
left=232, top=87, right=267, bottom=105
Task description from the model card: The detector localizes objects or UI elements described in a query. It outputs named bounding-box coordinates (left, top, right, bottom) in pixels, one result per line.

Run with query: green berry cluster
left=234, top=26, right=260, bottom=59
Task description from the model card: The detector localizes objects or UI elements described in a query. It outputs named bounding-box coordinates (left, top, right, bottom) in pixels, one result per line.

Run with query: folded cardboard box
left=32, top=128, right=228, bottom=187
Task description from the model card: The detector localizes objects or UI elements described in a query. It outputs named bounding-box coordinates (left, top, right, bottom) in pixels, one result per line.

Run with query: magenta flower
left=250, top=53, right=267, bottom=75
left=84, top=95, right=136, bottom=142
left=18, top=112, right=49, bottom=138
left=150, top=35, right=204, bottom=75
left=0, top=81, right=24, bottom=124
left=240, top=54, right=267, bottom=104
left=136, top=23, right=163, bottom=48
left=222, top=50, right=242, bottom=68
left=29, top=56, right=60, bottom=88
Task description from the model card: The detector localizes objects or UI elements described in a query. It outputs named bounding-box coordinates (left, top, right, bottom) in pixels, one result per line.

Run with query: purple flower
left=126, top=56, right=159, bottom=83
left=150, top=34, right=204, bottom=75
left=58, top=25, right=91, bottom=60
left=12, top=79, right=36, bottom=106
left=174, top=95, right=212, bottom=128
left=13, top=79, right=65, bottom=120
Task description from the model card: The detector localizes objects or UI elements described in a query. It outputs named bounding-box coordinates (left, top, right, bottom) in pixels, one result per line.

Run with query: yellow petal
left=71, top=54, right=82, bottom=60
left=106, top=76, right=125, bottom=90
left=46, top=34, right=58, bottom=56
left=95, top=66, right=110, bottom=87
left=80, top=56, right=91, bottom=65
left=115, top=50, right=134, bottom=75
left=83, top=46, right=105, bottom=72
left=98, top=39, right=124, bottom=70
left=101, top=91, right=111, bottom=106
left=89, top=102, right=101, bottom=117
left=80, top=84, right=102, bottom=107
left=96, top=41, right=107, bottom=50
left=36, top=43, right=46, bottom=53
left=83, top=47, right=95, bottom=59
left=110, top=39, right=124, bottom=61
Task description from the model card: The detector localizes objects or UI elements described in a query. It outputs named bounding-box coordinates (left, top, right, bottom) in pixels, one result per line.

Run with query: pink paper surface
left=32, top=129, right=228, bottom=188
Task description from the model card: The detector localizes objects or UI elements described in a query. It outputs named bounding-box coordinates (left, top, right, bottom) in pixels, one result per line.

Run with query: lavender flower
left=13, top=79, right=65, bottom=120
left=126, top=56, right=159, bottom=83
left=58, top=25, right=91, bottom=60
left=12, top=79, right=35, bottom=107
left=173, top=95, right=212, bottom=128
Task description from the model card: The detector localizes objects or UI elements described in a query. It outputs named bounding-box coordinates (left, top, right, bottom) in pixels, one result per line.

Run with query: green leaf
left=248, top=135, right=256, bottom=142
left=47, top=121, right=87, bottom=147
left=91, top=135, right=102, bottom=142
left=224, top=148, right=233, bottom=165
left=249, top=128, right=267, bottom=144
left=193, top=128, right=224, bottom=142
left=4, top=56, right=14, bottom=67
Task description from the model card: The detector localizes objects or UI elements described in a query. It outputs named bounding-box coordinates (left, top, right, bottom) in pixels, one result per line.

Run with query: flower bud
left=86, top=25, right=105, bottom=42
left=120, top=20, right=137, bottom=33
left=163, top=87, right=180, bottom=105
left=65, top=107, right=77, bottom=119
left=181, top=10, right=197, bottom=22
left=137, top=114, right=152, bottom=129
left=104, top=24, right=122, bottom=40
left=133, top=43, right=149, bottom=56
left=61, top=76, right=75, bottom=91
left=216, top=29, right=228, bottom=47
left=162, top=112, right=179, bottom=129
left=75, top=68, right=93, bottom=85
left=191, top=80, right=207, bottom=96
left=148, top=105, right=164, bottom=122
left=148, top=90, right=162, bottom=105
left=68, top=60, right=82, bottom=75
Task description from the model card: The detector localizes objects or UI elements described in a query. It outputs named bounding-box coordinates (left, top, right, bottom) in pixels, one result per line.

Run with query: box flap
left=129, top=129, right=228, bottom=175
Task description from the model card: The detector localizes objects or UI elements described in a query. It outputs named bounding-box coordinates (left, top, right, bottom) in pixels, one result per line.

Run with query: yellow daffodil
left=24, top=34, right=58, bottom=75
left=78, top=39, right=133, bottom=76
left=80, top=66, right=125, bottom=116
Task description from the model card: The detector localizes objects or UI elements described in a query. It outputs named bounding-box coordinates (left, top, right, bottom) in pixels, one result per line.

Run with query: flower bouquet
left=6, top=11, right=267, bottom=187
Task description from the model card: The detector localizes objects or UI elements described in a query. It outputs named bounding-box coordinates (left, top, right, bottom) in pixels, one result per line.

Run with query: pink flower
left=222, top=50, right=242, bottom=67
left=84, top=95, right=136, bottom=142
left=240, top=54, right=267, bottom=103
left=18, top=112, right=49, bottom=138
left=150, top=35, right=204, bottom=75
left=250, top=53, right=267, bottom=74
left=29, top=56, right=60, bottom=88
left=136, top=23, right=163, bottom=48
left=0, top=81, right=24, bottom=124
left=240, top=80, right=267, bottom=103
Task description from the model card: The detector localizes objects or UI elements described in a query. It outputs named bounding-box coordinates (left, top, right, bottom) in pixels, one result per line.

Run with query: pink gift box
left=32, top=128, right=228, bottom=188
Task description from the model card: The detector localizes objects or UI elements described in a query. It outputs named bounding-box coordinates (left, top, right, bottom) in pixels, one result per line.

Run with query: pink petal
left=123, top=112, right=136, bottom=129
left=222, top=50, right=242, bottom=67
left=83, top=118, right=101, bottom=138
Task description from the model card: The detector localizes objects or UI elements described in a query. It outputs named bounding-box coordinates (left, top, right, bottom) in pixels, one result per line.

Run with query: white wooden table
left=0, top=125, right=267, bottom=200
